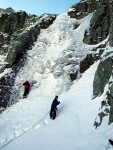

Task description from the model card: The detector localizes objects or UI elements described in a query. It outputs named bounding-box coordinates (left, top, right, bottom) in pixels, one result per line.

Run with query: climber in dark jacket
left=50, top=96, right=60, bottom=119
left=23, top=80, right=30, bottom=98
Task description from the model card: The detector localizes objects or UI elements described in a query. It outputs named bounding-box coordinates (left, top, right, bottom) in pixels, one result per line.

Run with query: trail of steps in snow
left=0, top=111, right=50, bottom=150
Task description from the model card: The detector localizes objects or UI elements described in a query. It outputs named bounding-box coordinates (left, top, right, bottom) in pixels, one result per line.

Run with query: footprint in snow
left=34, top=124, right=40, bottom=129
left=43, top=120, right=48, bottom=126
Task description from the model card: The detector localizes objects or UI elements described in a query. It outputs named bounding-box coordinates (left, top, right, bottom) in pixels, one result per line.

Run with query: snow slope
left=0, top=13, right=113, bottom=150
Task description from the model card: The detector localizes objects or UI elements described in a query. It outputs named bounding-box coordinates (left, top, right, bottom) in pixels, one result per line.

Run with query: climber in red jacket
left=23, top=80, right=30, bottom=98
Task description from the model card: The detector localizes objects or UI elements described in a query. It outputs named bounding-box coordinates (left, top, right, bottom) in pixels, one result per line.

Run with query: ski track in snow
left=0, top=13, right=113, bottom=150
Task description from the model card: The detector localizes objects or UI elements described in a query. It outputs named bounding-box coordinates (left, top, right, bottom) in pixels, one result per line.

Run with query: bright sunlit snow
left=0, top=13, right=113, bottom=150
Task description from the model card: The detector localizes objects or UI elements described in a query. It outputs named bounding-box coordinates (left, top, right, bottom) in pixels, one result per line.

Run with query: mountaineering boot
left=23, top=95, right=26, bottom=99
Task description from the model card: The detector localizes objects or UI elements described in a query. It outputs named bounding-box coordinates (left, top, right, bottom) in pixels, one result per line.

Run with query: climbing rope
left=0, top=111, right=50, bottom=150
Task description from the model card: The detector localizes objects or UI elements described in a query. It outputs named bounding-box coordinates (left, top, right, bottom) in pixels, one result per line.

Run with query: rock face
left=109, top=1, right=113, bottom=47
left=107, top=83, right=113, bottom=124
left=38, top=13, right=57, bottom=29
left=93, top=54, right=113, bottom=97
left=0, top=70, right=13, bottom=108
left=80, top=54, right=96, bottom=73
left=67, top=0, right=98, bottom=19
left=83, top=0, right=110, bottom=45
left=0, top=10, right=38, bottom=55
left=0, top=10, right=57, bottom=109
left=93, top=52, right=113, bottom=127
left=67, top=0, right=112, bottom=46
left=0, top=7, right=14, bottom=14
left=6, top=25, right=40, bottom=67
left=5, top=13, right=57, bottom=67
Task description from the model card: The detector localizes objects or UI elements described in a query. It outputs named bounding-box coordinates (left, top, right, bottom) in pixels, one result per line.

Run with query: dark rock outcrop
left=5, top=13, right=57, bottom=67
left=94, top=111, right=107, bottom=128
left=6, top=25, right=40, bottom=67
left=0, top=7, right=14, bottom=14
left=83, top=0, right=110, bottom=45
left=80, top=53, right=96, bottom=73
left=68, top=0, right=111, bottom=46
left=93, top=52, right=113, bottom=126
left=109, top=0, right=113, bottom=47
left=0, top=71, right=14, bottom=108
left=0, top=10, right=39, bottom=56
left=106, top=83, right=113, bottom=124
left=93, top=54, right=113, bottom=97
left=70, top=71, right=78, bottom=81
left=38, top=13, right=57, bottom=29
left=67, top=0, right=98, bottom=19
left=109, top=98, right=113, bottom=125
